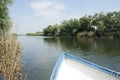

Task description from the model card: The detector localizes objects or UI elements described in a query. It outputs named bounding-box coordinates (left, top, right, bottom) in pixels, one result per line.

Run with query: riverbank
left=26, top=32, right=43, bottom=36
left=0, top=32, right=22, bottom=80
left=77, top=31, right=120, bottom=38
left=0, top=0, right=22, bottom=80
left=41, top=11, right=120, bottom=37
left=25, top=31, right=120, bottom=39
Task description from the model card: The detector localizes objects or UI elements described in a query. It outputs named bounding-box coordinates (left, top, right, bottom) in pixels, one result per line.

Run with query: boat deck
left=50, top=53, right=120, bottom=80
left=55, top=58, right=118, bottom=80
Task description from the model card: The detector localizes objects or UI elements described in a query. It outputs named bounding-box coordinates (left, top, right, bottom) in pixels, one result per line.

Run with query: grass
left=0, top=31, right=22, bottom=80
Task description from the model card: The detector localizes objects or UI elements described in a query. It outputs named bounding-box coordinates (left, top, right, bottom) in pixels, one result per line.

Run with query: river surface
left=18, top=36, right=120, bottom=80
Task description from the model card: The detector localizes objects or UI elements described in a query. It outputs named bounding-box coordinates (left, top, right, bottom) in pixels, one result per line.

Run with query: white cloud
left=30, top=0, right=66, bottom=18
left=26, top=16, right=33, bottom=19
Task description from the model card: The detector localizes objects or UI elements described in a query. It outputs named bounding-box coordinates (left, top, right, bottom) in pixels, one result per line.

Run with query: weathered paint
left=50, top=53, right=120, bottom=80
left=0, top=76, right=3, bottom=80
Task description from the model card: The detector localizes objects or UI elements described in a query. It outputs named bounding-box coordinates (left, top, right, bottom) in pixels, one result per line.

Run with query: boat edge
left=50, top=53, right=120, bottom=80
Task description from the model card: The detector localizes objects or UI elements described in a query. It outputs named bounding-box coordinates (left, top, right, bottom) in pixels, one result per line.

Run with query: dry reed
left=0, top=31, right=22, bottom=80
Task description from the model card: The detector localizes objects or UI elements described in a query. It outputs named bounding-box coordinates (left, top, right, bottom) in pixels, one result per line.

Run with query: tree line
left=26, top=31, right=43, bottom=36
left=43, top=11, right=120, bottom=38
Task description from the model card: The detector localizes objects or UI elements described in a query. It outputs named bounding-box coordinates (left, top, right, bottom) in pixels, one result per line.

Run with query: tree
left=60, top=19, right=80, bottom=36
left=78, top=15, right=93, bottom=32
left=0, top=0, right=13, bottom=32
left=43, top=11, right=120, bottom=37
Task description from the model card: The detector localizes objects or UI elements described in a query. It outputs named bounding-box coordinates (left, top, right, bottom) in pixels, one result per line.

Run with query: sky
left=10, top=0, right=120, bottom=34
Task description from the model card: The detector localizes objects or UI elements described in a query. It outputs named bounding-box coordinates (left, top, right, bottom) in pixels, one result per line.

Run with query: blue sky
left=10, top=0, right=120, bottom=34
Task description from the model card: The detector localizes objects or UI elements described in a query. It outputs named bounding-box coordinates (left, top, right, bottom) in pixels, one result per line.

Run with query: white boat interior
left=50, top=53, right=120, bottom=80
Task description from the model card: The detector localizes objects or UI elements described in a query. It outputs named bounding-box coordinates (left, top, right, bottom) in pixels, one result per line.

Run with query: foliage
left=26, top=32, right=43, bottom=36
left=0, top=0, right=13, bottom=32
left=43, top=11, right=120, bottom=37
left=0, top=33, right=22, bottom=80
left=0, top=0, right=22, bottom=80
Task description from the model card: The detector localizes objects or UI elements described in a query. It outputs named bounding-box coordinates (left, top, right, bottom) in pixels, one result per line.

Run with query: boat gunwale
left=50, top=53, right=65, bottom=80
left=50, top=53, right=120, bottom=80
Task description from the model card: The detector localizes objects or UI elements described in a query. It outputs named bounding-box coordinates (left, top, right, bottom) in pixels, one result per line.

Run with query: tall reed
left=0, top=31, right=22, bottom=80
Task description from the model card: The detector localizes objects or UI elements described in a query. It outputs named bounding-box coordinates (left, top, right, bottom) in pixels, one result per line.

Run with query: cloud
left=30, top=0, right=66, bottom=18
left=25, top=16, right=33, bottom=20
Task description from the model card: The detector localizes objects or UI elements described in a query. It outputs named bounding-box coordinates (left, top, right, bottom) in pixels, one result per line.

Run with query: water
left=18, top=36, right=120, bottom=80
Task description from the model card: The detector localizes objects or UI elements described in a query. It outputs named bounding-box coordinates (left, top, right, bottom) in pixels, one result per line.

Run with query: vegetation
left=26, top=32, right=43, bottom=36
left=0, top=0, right=22, bottom=80
left=43, top=11, right=120, bottom=38
left=0, top=33, right=22, bottom=80
left=0, top=0, right=13, bottom=33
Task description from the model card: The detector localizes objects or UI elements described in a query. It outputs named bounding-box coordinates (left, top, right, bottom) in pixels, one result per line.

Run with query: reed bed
left=0, top=31, right=22, bottom=80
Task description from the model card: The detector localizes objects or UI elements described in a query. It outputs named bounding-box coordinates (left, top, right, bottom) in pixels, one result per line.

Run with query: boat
left=50, top=53, right=120, bottom=80
left=0, top=76, right=3, bottom=80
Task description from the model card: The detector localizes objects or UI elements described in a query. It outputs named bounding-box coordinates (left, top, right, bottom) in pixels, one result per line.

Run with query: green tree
left=43, top=11, right=120, bottom=37
left=0, top=0, right=13, bottom=32
left=60, top=19, right=80, bottom=36
left=78, top=15, right=93, bottom=32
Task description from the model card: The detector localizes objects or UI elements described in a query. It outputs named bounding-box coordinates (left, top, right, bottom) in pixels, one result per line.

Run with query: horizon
left=10, top=0, right=120, bottom=34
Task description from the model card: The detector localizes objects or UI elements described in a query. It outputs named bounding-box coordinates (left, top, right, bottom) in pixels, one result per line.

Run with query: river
left=18, top=36, right=120, bottom=80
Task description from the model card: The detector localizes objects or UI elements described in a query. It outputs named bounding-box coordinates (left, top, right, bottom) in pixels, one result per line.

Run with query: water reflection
left=43, top=37, right=93, bottom=52
left=43, top=37, right=120, bottom=71
left=19, top=36, right=120, bottom=80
